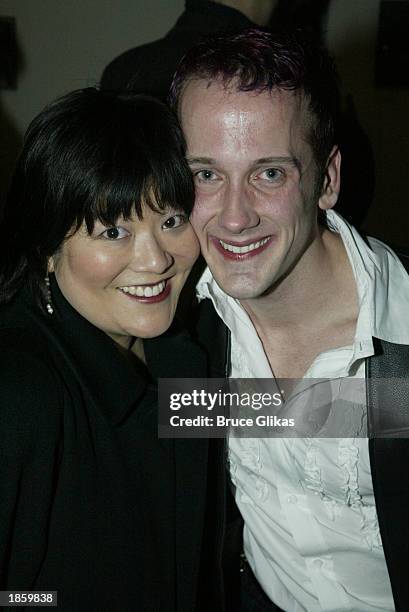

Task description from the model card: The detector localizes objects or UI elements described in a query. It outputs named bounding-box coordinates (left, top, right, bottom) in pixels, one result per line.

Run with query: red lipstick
left=120, top=280, right=171, bottom=304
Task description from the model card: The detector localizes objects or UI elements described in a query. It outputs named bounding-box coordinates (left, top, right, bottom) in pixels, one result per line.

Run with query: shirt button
left=287, top=495, right=298, bottom=504
left=313, top=558, right=324, bottom=569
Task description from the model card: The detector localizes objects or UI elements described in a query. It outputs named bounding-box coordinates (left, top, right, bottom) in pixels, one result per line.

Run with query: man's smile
left=211, top=235, right=273, bottom=260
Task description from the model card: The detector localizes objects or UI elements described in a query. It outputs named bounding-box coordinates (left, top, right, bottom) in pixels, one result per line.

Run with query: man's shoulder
left=100, top=37, right=167, bottom=91
left=100, top=9, right=196, bottom=91
left=389, top=247, right=409, bottom=273
left=100, top=1, right=253, bottom=92
left=367, top=235, right=409, bottom=266
left=365, top=235, right=409, bottom=288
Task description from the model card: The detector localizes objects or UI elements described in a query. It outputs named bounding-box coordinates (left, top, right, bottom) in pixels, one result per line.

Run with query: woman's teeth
left=120, top=281, right=166, bottom=297
left=219, top=237, right=270, bottom=254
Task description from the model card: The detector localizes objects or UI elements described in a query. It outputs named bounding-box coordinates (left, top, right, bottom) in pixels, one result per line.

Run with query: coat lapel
left=367, top=339, right=409, bottom=611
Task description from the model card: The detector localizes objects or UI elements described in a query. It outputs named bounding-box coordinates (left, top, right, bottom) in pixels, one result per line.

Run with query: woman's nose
left=130, top=235, right=173, bottom=274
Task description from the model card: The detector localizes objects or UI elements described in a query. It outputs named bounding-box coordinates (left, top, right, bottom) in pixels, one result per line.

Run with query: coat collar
left=42, top=276, right=207, bottom=425
left=23, top=275, right=149, bottom=426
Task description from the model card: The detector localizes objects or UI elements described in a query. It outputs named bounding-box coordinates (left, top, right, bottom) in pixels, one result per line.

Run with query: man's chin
left=212, top=274, right=266, bottom=301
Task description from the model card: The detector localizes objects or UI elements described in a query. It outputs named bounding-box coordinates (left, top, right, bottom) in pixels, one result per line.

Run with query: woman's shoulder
left=0, top=294, right=64, bottom=367
left=0, top=322, right=59, bottom=376
left=0, top=323, right=63, bottom=456
left=0, top=313, right=63, bottom=387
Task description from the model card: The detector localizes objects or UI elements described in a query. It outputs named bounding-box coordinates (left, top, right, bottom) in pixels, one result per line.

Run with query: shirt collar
left=197, top=211, right=409, bottom=365
left=326, top=210, right=409, bottom=349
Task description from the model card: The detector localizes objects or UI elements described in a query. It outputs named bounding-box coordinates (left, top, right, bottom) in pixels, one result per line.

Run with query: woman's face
left=50, top=206, right=199, bottom=347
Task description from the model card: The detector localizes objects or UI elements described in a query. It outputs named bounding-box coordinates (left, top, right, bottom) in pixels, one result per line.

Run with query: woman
left=0, top=89, right=222, bottom=611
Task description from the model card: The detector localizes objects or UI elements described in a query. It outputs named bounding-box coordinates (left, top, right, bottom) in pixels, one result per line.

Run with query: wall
left=326, top=0, right=409, bottom=246
left=0, top=0, right=183, bottom=198
left=0, top=0, right=183, bottom=129
left=0, top=0, right=407, bottom=244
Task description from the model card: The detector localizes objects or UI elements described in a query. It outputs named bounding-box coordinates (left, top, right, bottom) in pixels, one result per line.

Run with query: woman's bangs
left=80, top=159, right=149, bottom=231
left=82, top=158, right=193, bottom=233
left=150, top=152, right=195, bottom=215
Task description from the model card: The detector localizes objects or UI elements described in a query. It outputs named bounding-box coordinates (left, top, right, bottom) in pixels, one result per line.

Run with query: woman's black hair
left=0, top=88, right=194, bottom=308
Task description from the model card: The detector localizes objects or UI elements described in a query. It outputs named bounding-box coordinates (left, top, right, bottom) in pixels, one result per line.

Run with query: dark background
left=0, top=0, right=408, bottom=246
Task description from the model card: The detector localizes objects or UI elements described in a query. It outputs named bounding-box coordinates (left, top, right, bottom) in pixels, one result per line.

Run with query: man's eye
left=194, top=169, right=217, bottom=182
left=259, top=168, right=283, bottom=182
left=162, top=213, right=187, bottom=230
left=101, top=226, right=129, bottom=240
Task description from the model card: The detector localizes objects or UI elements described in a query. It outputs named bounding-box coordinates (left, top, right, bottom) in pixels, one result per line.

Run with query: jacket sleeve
left=0, top=348, right=63, bottom=589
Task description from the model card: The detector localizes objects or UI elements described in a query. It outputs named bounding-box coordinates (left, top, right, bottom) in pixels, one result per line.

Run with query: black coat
left=0, top=278, right=225, bottom=612
left=100, top=0, right=253, bottom=97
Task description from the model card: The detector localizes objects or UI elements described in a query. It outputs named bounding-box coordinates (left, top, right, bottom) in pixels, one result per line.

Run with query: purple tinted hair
left=169, top=28, right=340, bottom=173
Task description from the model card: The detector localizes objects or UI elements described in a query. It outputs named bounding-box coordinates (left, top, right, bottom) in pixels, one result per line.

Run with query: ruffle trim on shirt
left=303, top=440, right=341, bottom=520
left=303, top=440, right=382, bottom=547
left=304, top=439, right=324, bottom=497
left=229, top=440, right=270, bottom=506
left=339, top=439, right=362, bottom=508
left=239, top=439, right=261, bottom=470
left=359, top=505, right=383, bottom=549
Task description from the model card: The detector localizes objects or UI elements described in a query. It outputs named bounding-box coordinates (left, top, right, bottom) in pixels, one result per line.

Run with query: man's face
left=180, top=80, right=337, bottom=300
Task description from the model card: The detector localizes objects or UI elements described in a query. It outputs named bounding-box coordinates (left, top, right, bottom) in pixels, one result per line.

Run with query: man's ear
left=318, top=146, right=341, bottom=210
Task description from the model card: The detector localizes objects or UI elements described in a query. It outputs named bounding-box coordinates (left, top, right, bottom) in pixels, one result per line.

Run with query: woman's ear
left=47, top=257, right=55, bottom=273
left=318, top=146, right=341, bottom=210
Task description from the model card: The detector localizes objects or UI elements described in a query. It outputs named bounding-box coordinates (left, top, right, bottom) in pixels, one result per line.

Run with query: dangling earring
left=44, top=274, right=54, bottom=315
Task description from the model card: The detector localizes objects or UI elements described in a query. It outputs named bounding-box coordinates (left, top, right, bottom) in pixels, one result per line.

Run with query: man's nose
left=218, top=184, right=260, bottom=234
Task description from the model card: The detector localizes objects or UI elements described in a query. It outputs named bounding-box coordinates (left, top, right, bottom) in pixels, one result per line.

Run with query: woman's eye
left=101, top=226, right=129, bottom=240
left=258, top=168, right=284, bottom=182
left=162, top=213, right=187, bottom=230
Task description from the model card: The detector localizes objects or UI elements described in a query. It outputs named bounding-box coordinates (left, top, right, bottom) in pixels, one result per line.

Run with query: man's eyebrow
left=186, top=156, right=217, bottom=165
left=186, top=155, right=301, bottom=171
left=254, top=156, right=301, bottom=170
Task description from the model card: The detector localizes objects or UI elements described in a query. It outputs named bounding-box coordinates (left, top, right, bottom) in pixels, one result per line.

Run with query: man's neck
left=241, top=228, right=358, bottom=336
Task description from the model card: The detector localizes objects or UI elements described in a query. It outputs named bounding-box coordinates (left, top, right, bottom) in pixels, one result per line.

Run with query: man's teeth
left=219, top=237, right=270, bottom=254
left=120, top=281, right=166, bottom=297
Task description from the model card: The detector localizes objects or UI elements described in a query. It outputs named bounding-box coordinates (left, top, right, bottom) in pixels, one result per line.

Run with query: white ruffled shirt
left=196, top=211, right=409, bottom=612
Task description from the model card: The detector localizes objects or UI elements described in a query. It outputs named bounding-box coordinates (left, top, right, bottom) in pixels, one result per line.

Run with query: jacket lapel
left=367, top=340, right=409, bottom=611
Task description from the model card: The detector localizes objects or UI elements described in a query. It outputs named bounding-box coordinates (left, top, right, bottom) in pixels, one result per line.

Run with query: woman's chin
left=127, top=317, right=174, bottom=340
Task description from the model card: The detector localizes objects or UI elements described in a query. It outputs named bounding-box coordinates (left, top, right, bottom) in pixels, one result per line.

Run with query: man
left=170, top=29, right=409, bottom=611
left=100, top=0, right=276, bottom=96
